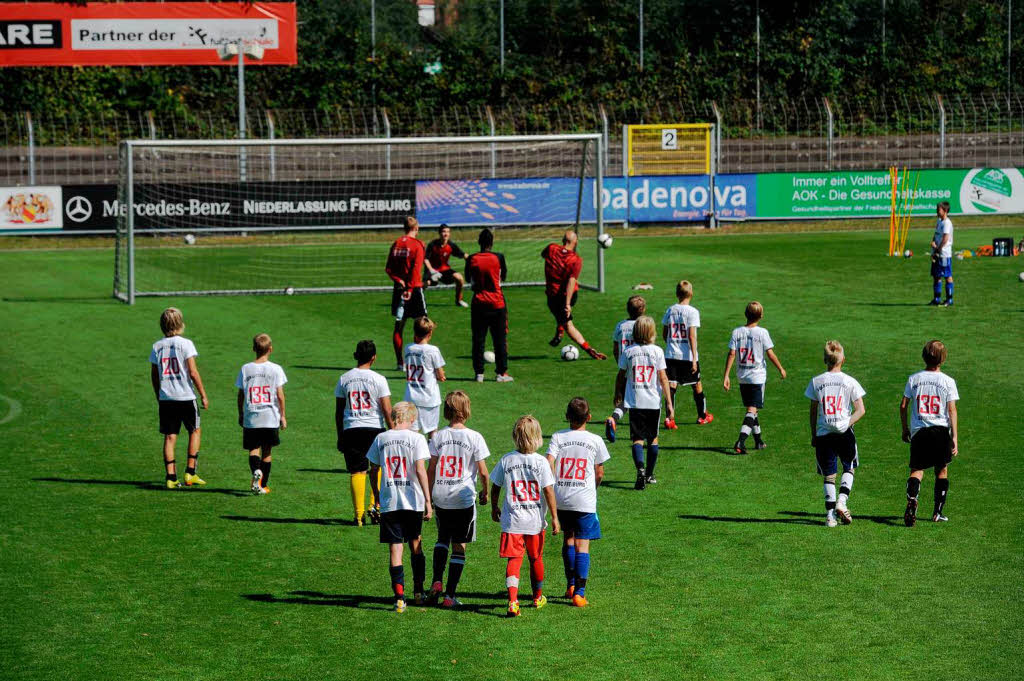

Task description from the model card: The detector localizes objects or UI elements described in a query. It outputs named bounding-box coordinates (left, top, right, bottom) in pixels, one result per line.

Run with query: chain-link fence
left=2, top=93, right=1021, bottom=185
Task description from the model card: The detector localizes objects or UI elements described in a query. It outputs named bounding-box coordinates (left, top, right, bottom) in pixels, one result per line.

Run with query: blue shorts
left=557, top=510, right=601, bottom=540
left=931, top=257, right=952, bottom=278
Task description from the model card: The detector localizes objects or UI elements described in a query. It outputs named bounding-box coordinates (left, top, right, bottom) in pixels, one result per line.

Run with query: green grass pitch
left=1, top=227, right=1022, bottom=681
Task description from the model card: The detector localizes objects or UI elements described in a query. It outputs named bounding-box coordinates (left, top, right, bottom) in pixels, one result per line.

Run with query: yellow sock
left=351, top=473, right=367, bottom=518
left=376, top=468, right=382, bottom=505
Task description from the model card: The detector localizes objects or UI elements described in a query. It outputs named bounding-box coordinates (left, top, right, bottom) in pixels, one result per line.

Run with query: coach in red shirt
left=385, top=216, right=438, bottom=369
left=541, top=230, right=606, bottom=360
left=465, top=228, right=513, bottom=382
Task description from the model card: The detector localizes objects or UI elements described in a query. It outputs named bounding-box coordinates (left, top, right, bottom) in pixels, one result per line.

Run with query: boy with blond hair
left=804, top=341, right=866, bottom=527
left=723, top=302, right=786, bottom=454
left=614, top=316, right=675, bottom=490
left=236, top=334, right=288, bottom=495
left=368, top=402, right=433, bottom=612
left=149, top=307, right=209, bottom=489
left=426, top=391, right=491, bottom=608
left=490, top=415, right=560, bottom=618
left=605, top=295, right=646, bottom=442
left=547, top=397, right=609, bottom=607
left=900, top=340, right=959, bottom=526
left=662, top=280, right=713, bottom=426
left=403, top=317, right=446, bottom=439
left=336, top=340, right=394, bottom=526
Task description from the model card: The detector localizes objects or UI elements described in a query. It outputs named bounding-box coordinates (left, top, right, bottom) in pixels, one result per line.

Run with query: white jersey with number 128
left=728, top=326, right=774, bottom=384
left=619, top=343, right=667, bottom=410
left=403, top=343, right=445, bottom=407
left=546, top=429, right=610, bottom=513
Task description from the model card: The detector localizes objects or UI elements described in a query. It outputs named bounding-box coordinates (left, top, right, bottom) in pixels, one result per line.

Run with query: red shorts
left=499, top=530, right=546, bottom=559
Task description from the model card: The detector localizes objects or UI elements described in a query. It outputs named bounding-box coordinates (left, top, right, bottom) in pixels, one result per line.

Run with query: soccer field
left=1, top=226, right=1022, bottom=681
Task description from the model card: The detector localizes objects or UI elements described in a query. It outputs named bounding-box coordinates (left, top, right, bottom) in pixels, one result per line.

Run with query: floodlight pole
left=639, top=0, right=644, bottom=71
left=499, top=0, right=505, bottom=74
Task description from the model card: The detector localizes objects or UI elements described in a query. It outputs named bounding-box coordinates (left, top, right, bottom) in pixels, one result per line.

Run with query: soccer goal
left=113, top=134, right=605, bottom=304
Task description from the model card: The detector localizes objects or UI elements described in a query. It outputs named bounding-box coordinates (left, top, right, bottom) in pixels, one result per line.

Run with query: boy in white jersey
left=662, top=280, right=713, bottom=426
left=403, top=317, right=447, bottom=438
left=149, top=307, right=209, bottom=489
left=490, top=415, right=560, bottom=618
left=426, top=391, right=491, bottom=608
left=547, top=397, right=609, bottom=607
left=235, top=334, right=287, bottom=495
left=723, top=301, right=786, bottom=454
left=605, top=295, right=646, bottom=442
left=336, top=340, right=394, bottom=526
left=614, top=316, right=675, bottom=490
left=929, top=201, right=955, bottom=306
left=804, top=341, right=866, bottom=527
left=900, top=340, right=959, bottom=526
left=368, top=402, right=433, bottom=612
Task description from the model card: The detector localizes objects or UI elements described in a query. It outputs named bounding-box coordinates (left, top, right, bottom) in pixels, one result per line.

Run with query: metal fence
left=1, top=93, right=1022, bottom=185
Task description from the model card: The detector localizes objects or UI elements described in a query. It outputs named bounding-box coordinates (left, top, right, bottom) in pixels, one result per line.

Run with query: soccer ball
left=483, top=350, right=496, bottom=364
left=560, top=345, right=579, bottom=361
left=903, top=249, right=913, bottom=258
left=183, top=233, right=196, bottom=245
left=1018, top=272, right=1024, bottom=282
left=284, top=287, right=295, bottom=296
left=598, top=233, right=613, bottom=249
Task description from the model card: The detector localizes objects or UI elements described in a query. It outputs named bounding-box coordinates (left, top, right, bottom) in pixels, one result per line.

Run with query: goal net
left=113, top=134, right=605, bottom=303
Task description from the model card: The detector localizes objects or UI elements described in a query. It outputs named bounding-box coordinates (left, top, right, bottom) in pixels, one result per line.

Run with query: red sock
left=557, top=325, right=565, bottom=334
left=530, top=557, right=545, bottom=598
left=581, top=341, right=591, bottom=350
left=506, top=556, right=523, bottom=602
left=392, top=331, right=403, bottom=361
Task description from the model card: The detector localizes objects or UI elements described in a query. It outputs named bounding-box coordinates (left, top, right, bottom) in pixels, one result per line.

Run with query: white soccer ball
left=598, top=233, right=613, bottom=249
left=903, top=249, right=912, bottom=258
left=560, top=345, right=579, bottom=361
left=183, top=233, right=196, bottom=245
left=483, top=350, right=496, bottom=364
left=1018, top=271, right=1024, bottom=282
left=284, top=287, right=295, bottom=296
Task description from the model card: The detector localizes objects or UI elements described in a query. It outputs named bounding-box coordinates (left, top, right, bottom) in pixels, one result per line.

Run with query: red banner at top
left=0, top=2, right=297, bottom=66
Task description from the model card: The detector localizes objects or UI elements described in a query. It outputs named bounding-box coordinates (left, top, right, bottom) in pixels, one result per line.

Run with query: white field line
left=0, top=392, right=23, bottom=425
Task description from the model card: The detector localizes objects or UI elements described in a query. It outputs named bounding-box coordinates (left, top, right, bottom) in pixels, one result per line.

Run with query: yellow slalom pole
left=901, top=170, right=920, bottom=253
left=889, top=167, right=897, bottom=256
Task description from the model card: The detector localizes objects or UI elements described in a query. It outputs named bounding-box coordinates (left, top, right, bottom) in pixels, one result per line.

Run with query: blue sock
left=574, top=551, right=591, bottom=597
left=933, top=280, right=942, bottom=301
left=945, top=281, right=953, bottom=301
left=647, top=444, right=660, bottom=476
left=631, top=443, right=645, bottom=469
left=561, top=544, right=576, bottom=587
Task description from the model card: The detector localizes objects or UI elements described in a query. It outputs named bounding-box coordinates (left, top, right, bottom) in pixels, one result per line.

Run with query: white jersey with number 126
left=149, top=336, right=198, bottom=401
left=618, top=343, right=667, bottom=410
left=662, top=303, right=701, bottom=361
left=904, top=370, right=959, bottom=436
left=728, top=326, right=774, bottom=384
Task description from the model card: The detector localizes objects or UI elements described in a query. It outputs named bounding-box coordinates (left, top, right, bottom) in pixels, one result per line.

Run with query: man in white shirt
left=929, top=201, right=955, bottom=306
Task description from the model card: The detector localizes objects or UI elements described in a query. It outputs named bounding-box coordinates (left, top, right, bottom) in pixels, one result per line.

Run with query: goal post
left=114, top=134, right=605, bottom=304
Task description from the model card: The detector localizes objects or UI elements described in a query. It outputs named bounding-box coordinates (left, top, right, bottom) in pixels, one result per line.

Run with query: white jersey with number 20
left=150, top=336, right=198, bottom=401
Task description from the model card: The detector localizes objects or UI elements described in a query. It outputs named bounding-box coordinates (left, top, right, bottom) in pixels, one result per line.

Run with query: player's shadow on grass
left=454, top=354, right=549, bottom=361
left=222, top=515, right=359, bottom=526
left=295, top=468, right=347, bottom=474
left=778, top=511, right=903, bottom=526
left=677, top=513, right=820, bottom=526
left=243, top=590, right=506, bottom=616
left=657, top=445, right=739, bottom=455
left=33, top=477, right=251, bottom=497
left=851, top=302, right=932, bottom=307
left=292, top=364, right=347, bottom=371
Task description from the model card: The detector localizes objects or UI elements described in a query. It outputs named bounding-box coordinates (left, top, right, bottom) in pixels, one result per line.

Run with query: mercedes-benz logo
left=66, top=195, right=92, bottom=223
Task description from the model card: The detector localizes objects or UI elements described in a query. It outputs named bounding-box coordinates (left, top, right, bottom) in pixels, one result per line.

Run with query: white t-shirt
left=429, top=426, right=491, bottom=509
left=149, top=336, right=198, bottom=401
left=728, top=326, right=774, bottom=384
left=904, top=370, right=959, bottom=436
left=546, top=429, right=610, bottom=513
left=335, top=367, right=391, bottom=430
left=662, top=303, right=701, bottom=361
left=618, top=343, right=667, bottom=410
left=235, top=360, right=288, bottom=429
left=933, top=217, right=953, bottom=258
left=804, top=371, right=866, bottom=436
left=366, top=429, right=431, bottom=513
left=612, top=318, right=637, bottom=356
left=403, top=343, right=445, bottom=407
left=490, top=451, right=556, bottom=535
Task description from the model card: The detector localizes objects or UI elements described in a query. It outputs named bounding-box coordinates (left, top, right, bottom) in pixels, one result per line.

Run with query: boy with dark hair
left=662, top=280, right=713, bottom=426
left=605, top=295, right=646, bottom=442
left=547, top=397, right=609, bottom=606
left=336, top=340, right=394, bottom=525
left=900, top=340, right=959, bottom=526
left=425, top=224, right=469, bottom=307
left=723, top=302, right=786, bottom=454
left=236, top=333, right=288, bottom=495
left=149, top=307, right=209, bottom=489
left=465, top=228, right=513, bottom=383
left=540, top=230, right=607, bottom=360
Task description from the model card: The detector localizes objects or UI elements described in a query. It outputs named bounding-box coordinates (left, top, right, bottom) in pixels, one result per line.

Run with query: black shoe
left=928, top=299, right=941, bottom=306
left=733, top=440, right=747, bottom=455
left=754, top=440, right=768, bottom=450
left=368, top=506, right=381, bottom=525
left=634, top=468, right=647, bottom=490
left=645, top=475, right=658, bottom=485
left=605, top=418, right=616, bottom=443
left=943, top=300, right=954, bottom=307
left=904, top=498, right=918, bottom=527
left=548, top=333, right=564, bottom=347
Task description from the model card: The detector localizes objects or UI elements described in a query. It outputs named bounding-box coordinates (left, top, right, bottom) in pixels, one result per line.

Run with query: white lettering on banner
left=0, top=22, right=57, bottom=48
left=100, top=199, right=231, bottom=217
left=241, top=198, right=411, bottom=215
left=600, top=180, right=748, bottom=212
left=71, top=19, right=279, bottom=50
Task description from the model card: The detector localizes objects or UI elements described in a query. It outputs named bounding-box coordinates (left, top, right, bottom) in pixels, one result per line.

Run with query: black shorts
left=910, top=426, right=954, bottom=471
left=243, top=427, right=280, bottom=451
left=629, top=408, right=661, bottom=443
left=435, top=505, right=477, bottom=544
left=391, top=286, right=427, bottom=320
left=339, top=427, right=384, bottom=473
left=434, top=269, right=458, bottom=285
left=546, top=292, right=578, bottom=325
left=380, top=509, right=424, bottom=544
left=158, top=399, right=200, bottom=435
left=814, top=429, right=859, bottom=476
left=666, top=359, right=701, bottom=386
left=739, top=383, right=765, bottom=409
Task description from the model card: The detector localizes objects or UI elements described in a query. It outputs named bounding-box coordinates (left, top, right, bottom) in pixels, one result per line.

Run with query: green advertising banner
left=754, top=168, right=1024, bottom=219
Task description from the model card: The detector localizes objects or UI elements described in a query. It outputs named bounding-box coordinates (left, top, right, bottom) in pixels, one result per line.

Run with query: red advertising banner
left=0, top=2, right=297, bottom=66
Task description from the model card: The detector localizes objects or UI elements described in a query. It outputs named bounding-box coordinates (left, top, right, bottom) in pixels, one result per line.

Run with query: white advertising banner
left=1, top=186, right=63, bottom=229
left=70, top=19, right=280, bottom=51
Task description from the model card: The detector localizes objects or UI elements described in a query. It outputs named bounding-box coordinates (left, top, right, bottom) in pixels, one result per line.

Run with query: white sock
left=838, top=472, right=854, bottom=507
